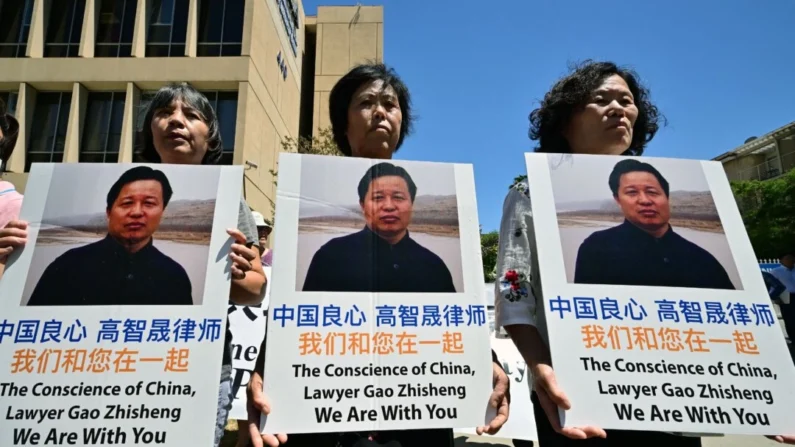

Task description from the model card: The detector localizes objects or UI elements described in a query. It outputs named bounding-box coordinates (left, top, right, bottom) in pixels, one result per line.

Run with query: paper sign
left=0, top=163, right=242, bottom=446
left=261, top=153, right=492, bottom=433
left=525, top=153, right=795, bottom=435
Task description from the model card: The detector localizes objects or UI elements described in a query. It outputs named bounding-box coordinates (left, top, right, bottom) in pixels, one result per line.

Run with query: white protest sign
left=525, top=153, right=795, bottom=434
left=228, top=266, right=271, bottom=421
left=261, top=153, right=492, bottom=434
left=0, top=163, right=242, bottom=445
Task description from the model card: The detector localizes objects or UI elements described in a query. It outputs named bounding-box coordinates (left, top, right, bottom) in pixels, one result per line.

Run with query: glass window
left=27, top=92, right=72, bottom=171
left=146, top=0, right=188, bottom=57
left=81, top=92, right=125, bottom=163
left=276, top=0, right=298, bottom=57
left=0, top=91, right=19, bottom=116
left=95, top=0, right=137, bottom=57
left=0, top=0, right=34, bottom=58
left=133, top=91, right=156, bottom=158
left=201, top=91, right=237, bottom=165
left=44, top=0, right=86, bottom=57
left=197, top=0, right=243, bottom=57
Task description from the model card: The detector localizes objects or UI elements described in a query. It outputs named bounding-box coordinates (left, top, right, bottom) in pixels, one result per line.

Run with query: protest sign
left=0, top=163, right=242, bottom=445
left=228, top=266, right=271, bottom=421
left=457, top=300, right=538, bottom=442
left=524, top=153, right=795, bottom=435
left=261, top=153, right=492, bottom=434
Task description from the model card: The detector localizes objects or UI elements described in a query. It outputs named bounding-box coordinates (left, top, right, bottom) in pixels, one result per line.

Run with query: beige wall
left=0, top=1, right=384, bottom=222
left=311, top=6, right=383, bottom=136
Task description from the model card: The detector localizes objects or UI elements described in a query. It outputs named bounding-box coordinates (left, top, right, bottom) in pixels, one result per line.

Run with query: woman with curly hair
left=493, top=60, right=688, bottom=446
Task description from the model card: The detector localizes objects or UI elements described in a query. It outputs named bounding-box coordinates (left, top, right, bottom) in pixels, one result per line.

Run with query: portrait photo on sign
left=548, top=154, right=743, bottom=290
left=20, top=164, right=219, bottom=306
left=294, top=156, right=464, bottom=293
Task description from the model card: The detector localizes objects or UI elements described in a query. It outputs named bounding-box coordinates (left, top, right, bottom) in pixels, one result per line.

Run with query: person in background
left=252, top=211, right=273, bottom=266
left=246, top=63, right=510, bottom=447
left=0, top=83, right=266, bottom=447
left=0, top=99, right=22, bottom=230
left=771, top=253, right=795, bottom=341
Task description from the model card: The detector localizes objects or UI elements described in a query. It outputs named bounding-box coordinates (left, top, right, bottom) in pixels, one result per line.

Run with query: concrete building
left=0, top=0, right=383, bottom=218
left=713, top=121, right=795, bottom=182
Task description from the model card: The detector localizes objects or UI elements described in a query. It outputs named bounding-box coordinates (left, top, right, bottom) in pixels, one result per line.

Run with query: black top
left=28, top=235, right=193, bottom=306
left=303, top=227, right=456, bottom=293
left=574, top=220, right=735, bottom=290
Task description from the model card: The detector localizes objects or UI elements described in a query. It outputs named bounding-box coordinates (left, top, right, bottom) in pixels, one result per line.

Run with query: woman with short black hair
left=245, top=62, right=510, bottom=447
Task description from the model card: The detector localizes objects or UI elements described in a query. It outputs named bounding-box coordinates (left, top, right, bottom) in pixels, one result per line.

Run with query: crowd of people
left=0, top=60, right=793, bottom=447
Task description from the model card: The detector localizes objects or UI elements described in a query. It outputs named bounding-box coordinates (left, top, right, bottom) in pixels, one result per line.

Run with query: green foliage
left=481, top=229, right=499, bottom=282
left=511, top=174, right=527, bottom=189
left=731, top=169, right=795, bottom=258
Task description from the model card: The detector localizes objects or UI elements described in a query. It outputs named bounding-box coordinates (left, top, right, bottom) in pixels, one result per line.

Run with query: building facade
left=0, top=0, right=383, bottom=219
left=713, top=121, right=795, bottom=182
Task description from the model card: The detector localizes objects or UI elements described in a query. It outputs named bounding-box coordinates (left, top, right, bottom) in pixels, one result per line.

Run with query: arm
left=230, top=249, right=266, bottom=305
left=229, top=202, right=267, bottom=305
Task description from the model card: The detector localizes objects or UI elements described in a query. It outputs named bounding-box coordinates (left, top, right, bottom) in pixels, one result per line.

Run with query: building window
left=95, top=0, right=136, bottom=57
left=27, top=92, right=72, bottom=171
left=197, top=0, right=243, bottom=57
left=0, top=0, right=34, bottom=58
left=44, top=0, right=86, bottom=57
left=133, top=91, right=156, bottom=158
left=81, top=92, right=125, bottom=163
left=201, top=91, right=237, bottom=165
left=276, top=0, right=299, bottom=57
left=146, top=0, right=188, bottom=57
left=0, top=91, right=19, bottom=116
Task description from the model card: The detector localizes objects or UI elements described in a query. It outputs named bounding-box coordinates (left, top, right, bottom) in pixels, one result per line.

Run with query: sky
left=302, top=0, right=795, bottom=231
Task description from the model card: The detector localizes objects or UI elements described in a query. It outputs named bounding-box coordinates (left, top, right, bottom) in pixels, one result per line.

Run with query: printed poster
left=524, top=153, right=795, bottom=434
left=261, top=153, right=493, bottom=433
left=228, top=266, right=271, bottom=421
left=0, top=163, right=242, bottom=445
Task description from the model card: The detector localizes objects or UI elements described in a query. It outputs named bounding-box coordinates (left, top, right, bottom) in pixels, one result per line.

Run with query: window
left=44, top=0, right=86, bottom=57
left=146, top=0, right=188, bottom=57
left=0, top=0, right=34, bottom=57
left=276, top=0, right=298, bottom=57
left=95, top=0, right=136, bottom=57
left=201, top=91, right=237, bottom=165
left=133, top=91, right=156, bottom=158
left=27, top=92, right=72, bottom=171
left=0, top=91, right=19, bottom=116
left=197, top=0, right=243, bottom=56
left=81, top=92, right=125, bottom=163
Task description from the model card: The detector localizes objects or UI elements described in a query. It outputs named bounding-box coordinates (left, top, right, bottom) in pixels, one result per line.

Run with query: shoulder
left=674, top=232, right=720, bottom=261
left=408, top=237, right=448, bottom=266
left=151, top=247, right=190, bottom=278
left=509, top=181, right=530, bottom=199
left=581, top=225, right=620, bottom=246
left=315, top=231, right=363, bottom=255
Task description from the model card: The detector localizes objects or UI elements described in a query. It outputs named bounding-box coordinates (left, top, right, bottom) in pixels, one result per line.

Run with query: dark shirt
left=303, top=227, right=456, bottom=293
left=762, top=271, right=786, bottom=300
left=574, top=220, right=735, bottom=290
left=28, top=234, right=192, bottom=306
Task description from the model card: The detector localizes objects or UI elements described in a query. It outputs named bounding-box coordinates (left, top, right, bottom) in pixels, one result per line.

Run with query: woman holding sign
left=494, top=60, right=795, bottom=446
left=245, top=63, right=511, bottom=447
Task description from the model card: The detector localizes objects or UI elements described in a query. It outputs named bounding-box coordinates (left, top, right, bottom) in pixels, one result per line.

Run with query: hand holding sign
left=532, top=363, right=606, bottom=440
left=247, top=370, right=288, bottom=447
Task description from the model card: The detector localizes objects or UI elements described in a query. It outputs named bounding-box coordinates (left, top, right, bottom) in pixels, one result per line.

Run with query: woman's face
left=151, top=98, right=210, bottom=164
left=564, top=74, right=639, bottom=155
left=346, top=80, right=402, bottom=159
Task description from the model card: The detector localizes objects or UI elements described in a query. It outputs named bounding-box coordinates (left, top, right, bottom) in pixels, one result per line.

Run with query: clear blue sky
left=302, top=0, right=795, bottom=231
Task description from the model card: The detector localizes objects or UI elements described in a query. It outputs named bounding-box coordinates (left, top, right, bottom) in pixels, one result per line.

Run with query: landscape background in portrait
left=20, top=164, right=219, bottom=305
left=294, top=156, right=464, bottom=292
left=547, top=155, right=743, bottom=289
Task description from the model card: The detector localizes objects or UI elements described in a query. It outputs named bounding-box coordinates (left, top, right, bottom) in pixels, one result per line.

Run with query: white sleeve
left=494, top=184, right=539, bottom=329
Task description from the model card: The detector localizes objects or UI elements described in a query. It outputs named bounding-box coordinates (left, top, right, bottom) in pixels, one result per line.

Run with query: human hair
left=529, top=60, right=664, bottom=155
left=608, top=159, right=669, bottom=197
left=138, top=83, right=222, bottom=165
left=0, top=99, right=20, bottom=172
left=106, top=166, right=174, bottom=211
left=357, top=162, right=417, bottom=203
left=329, top=63, right=414, bottom=156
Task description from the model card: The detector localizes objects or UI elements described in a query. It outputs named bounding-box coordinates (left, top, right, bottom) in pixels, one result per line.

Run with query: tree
left=511, top=174, right=527, bottom=189
left=481, top=229, right=499, bottom=282
left=731, top=169, right=795, bottom=259
left=268, top=127, right=343, bottom=219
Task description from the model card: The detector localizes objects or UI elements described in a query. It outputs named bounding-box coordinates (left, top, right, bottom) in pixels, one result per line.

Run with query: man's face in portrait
left=361, top=175, right=413, bottom=242
left=107, top=180, right=165, bottom=250
left=614, top=171, right=670, bottom=235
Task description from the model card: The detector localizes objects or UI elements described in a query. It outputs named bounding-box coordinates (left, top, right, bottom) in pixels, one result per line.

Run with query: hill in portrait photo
left=20, top=164, right=219, bottom=306
left=294, top=156, right=464, bottom=293
left=548, top=155, right=743, bottom=290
